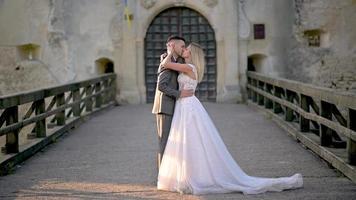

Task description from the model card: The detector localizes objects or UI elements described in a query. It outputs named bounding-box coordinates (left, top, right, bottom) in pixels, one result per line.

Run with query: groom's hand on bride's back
left=180, top=89, right=194, bottom=98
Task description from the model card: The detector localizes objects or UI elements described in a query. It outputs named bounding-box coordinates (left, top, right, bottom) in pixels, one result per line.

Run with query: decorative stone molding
left=238, top=0, right=250, bottom=39
left=140, top=0, right=156, bottom=9
left=203, top=0, right=218, bottom=8
left=173, top=0, right=185, bottom=6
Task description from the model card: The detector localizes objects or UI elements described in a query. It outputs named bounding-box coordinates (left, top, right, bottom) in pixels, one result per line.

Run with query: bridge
left=0, top=72, right=356, bottom=199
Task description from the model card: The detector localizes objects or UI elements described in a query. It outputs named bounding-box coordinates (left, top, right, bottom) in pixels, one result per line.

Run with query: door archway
left=144, top=7, right=217, bottom=103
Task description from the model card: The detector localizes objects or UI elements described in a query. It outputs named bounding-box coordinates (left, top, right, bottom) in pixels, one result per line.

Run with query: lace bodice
left=178, top=64, right=198, bottom=91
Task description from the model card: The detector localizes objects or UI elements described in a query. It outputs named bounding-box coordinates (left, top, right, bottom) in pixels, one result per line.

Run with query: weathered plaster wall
left=288, top=0, right=356, bottom=93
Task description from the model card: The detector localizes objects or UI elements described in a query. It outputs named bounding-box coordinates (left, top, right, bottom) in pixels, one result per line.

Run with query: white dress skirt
left=157, top=64, right=303, bottom=195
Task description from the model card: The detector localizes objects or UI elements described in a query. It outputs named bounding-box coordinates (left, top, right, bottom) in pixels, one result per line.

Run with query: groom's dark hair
left=166, top=35, right=186, bottom=43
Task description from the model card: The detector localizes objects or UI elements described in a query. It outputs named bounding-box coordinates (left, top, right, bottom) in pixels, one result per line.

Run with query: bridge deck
left=0, top=103, right=355, bottom=199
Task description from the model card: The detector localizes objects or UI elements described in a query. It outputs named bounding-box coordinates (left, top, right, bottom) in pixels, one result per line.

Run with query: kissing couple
left=152, top=35, right=303, bottom=195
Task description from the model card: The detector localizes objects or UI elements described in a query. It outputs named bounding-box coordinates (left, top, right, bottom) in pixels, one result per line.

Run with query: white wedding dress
left=157, top=64, right=303, bottom=195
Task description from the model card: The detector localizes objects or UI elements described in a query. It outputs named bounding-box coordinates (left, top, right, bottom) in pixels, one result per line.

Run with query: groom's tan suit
left=152, top=56, right=184, bottom=169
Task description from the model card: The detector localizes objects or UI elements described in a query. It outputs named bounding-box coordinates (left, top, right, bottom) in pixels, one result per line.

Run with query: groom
left=152, top=35, right=194, bottom=170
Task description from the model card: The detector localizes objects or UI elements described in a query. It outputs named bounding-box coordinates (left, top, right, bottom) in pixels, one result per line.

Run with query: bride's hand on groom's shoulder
left=160, top=53, right=167, bottom=62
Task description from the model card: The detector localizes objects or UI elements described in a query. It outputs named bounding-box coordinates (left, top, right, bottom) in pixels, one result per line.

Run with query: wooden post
left=285, top=90, right=294, bottom=122
left=273, top=87, right=283, bottom=114
left=56, top=93, right=65, bottom=126
left=85, top=85, right=93, bottom=112
left=264, top=84, right=273, bottom=109
left=103, top=80, right=109, bottom=104
left=109, top=78, right=115, bottom=102
left=300, top=94, right=310, bottom=132
left=257, top=81, right=264, bottom=105
left=34, top=99, right=46, bottom=137
left=72, top=89, right=81, bottom=117
left=310, top=99, right=320, bottom=114
left=320, top=101, right=332, bottom=146
left=95, top=82, right=102, bottom=108
left=113, top=77, right=117, bottom=103
left=348, top=108, right=356, bottom=165
left=5, top=106, right=19, bottom=153
left=247, top=77, right=252, bottom=100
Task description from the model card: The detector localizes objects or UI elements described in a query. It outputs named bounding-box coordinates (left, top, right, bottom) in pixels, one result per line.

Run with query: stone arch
left=247, top=54, right=268, bottom=73
left=139, top=3, right=218, bottom=40
left=143, top=6, right=217, bottom=103
left=95, top=58, right=114, bottom=74
left=133, top=1, right=237, bottom=104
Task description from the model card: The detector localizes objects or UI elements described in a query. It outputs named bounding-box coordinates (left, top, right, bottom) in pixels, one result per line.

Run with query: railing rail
left=0, top=73, right=116, bottom=174
left=247, top=71, right=356, bottom=182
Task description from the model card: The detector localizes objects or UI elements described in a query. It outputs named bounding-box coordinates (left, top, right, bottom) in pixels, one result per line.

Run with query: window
left=304, top=30, right=321, bottom=47
left=253, top=24, right=265, bottom=39
left=16, top=43, right=40, bottom=61
left=95, top=58, right=114, bottom=74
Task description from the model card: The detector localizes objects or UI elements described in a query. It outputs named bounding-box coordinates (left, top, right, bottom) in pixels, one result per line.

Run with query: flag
left=124, top=0, right=132, bottom=29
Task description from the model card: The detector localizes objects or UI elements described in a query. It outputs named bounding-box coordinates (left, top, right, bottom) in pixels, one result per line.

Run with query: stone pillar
left=239, top=39, right=248, bottom=102
left=136, top=39, right=146, bottom=104
left=238, top=0, right=251, bottom=103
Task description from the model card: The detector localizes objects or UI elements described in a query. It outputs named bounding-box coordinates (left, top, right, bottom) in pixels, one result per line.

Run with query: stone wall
left=0, top=47, right=58, bottom=96
left=0, top=0, right=355, bottom=102
left=287, top=0, right=356, bottom=93
left=0, top=0, right=120, bottom=96
left=243, top=0, right=294, bottom=77
left=0, top=0, right=243, bottom=103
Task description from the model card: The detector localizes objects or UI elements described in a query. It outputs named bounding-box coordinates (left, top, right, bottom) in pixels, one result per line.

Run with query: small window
left=16, top=43, right=40, bottom=61
left=304, top=30, right=321, bottom=47
left=254, top=24, right=265, bottom=40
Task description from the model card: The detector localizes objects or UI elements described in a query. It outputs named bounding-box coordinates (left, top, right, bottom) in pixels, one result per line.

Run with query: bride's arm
left=160, top=44, right=194, bottom=74
left=162, top=62, right=193, bottom=74
left=160, top=52, right=193, bottom=73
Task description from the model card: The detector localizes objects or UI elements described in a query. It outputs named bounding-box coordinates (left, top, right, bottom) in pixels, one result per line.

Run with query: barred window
left=254, top=24, right=265, bottom=39
left=304, top=30, right=321, bottom=47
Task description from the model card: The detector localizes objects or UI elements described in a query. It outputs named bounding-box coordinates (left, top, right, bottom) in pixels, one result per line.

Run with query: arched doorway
left=247, top=54, right=268, bottom=73
left=95, top=58, right=114, bottom=74
left=144, top=7, right=217, bottom=103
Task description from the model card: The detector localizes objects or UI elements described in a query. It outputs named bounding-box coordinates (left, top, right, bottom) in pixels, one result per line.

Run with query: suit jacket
left=152, top=56, right=184, bottom=115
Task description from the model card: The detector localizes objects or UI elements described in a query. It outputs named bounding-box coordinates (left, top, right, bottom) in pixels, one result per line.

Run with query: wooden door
left=145, top=7, right=216, bottom=103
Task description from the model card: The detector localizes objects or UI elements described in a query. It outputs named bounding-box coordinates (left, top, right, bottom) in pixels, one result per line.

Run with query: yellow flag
left=124, top=0, right=132, bottom=29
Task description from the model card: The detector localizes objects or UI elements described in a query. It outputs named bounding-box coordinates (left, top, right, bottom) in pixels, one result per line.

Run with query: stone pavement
left=0, top=103, right=355, bottom=199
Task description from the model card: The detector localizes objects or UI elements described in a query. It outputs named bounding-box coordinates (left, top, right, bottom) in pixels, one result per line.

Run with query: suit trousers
left=156, top=114, right=173, bottom=170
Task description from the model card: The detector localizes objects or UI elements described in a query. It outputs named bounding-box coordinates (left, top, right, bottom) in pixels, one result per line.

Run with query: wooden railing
left=0, top=73, right=116, bottom=174
left=247, top=71, right=356, bottom=182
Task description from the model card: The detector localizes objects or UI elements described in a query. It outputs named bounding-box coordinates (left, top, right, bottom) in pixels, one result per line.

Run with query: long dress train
left=157, top=64, right=303, bottom=195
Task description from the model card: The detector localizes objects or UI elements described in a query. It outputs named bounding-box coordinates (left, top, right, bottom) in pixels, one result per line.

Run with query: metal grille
left=253, top=24, right=265, bottom=39
left=145, top=7, right=217, bottom=103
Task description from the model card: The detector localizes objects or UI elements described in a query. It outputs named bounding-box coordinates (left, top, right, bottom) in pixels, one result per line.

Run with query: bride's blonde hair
left=189, top=42, right=205, bottom=82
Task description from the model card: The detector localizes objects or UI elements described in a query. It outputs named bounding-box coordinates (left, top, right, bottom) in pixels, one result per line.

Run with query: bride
left=157, top=42, right=303, bottom=195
